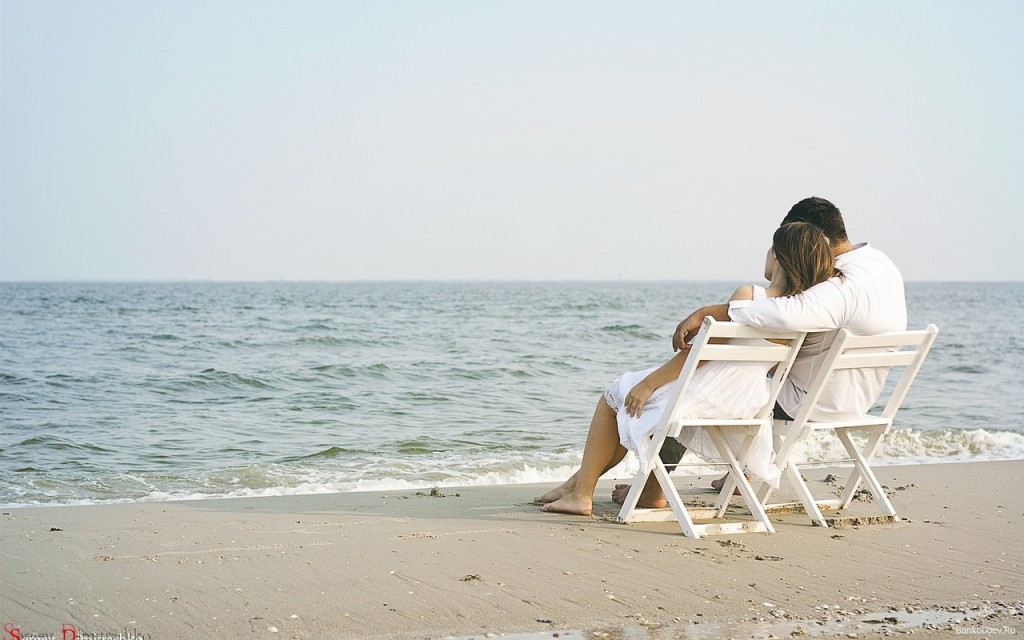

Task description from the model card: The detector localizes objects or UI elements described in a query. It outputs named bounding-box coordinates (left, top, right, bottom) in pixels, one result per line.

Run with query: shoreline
left=2, top=460, right=1021, bottom=639
left=5, top=451, right=1024, bottom=512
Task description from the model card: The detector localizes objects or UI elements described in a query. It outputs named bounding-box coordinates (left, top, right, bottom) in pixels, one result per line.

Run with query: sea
left=1, top=281, right=1022, bottom=508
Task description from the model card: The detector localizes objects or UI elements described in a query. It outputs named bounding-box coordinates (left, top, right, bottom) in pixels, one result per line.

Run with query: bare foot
left=711, top=473, right=743, bottom=496
left=611, top=483, right=629, bottom=504
left=611, top=484, right=668, bottom=509
left=710, top=473, right=729, bottom=490
left=533, top=485, right=572, bottom=504
left=541, top=493, right=593, bottom=516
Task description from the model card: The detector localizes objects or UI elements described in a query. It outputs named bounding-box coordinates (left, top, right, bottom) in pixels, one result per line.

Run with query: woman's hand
left=624, top=380, right=656, bottom=418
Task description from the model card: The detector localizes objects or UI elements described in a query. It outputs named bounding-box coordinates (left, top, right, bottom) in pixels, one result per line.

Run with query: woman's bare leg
left=534, top=396, right=628, bottom=503
left=542, top=398, right=626, bottom=516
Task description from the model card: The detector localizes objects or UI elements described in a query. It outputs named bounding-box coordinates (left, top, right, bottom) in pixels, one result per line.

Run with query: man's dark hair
left=781, top=197, right=848, bottom=244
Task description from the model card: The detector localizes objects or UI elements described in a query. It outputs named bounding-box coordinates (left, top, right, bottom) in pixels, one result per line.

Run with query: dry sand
left=2, top=460, right=1021, bottom=639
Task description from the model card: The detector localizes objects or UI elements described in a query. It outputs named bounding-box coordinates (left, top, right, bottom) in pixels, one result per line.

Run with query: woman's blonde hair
left=772, top=222, right=842, bottom=296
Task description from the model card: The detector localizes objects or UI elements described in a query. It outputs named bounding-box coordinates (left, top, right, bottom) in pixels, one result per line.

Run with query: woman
left=536, top=222, right=840, bottom=516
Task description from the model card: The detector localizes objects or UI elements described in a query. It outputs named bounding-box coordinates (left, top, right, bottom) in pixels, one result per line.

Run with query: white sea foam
left=787, top=427, right=1024, bottom=467
left=127, top=427, right=1024, bottom=505
left=3, top=427, right=1021, bottom=508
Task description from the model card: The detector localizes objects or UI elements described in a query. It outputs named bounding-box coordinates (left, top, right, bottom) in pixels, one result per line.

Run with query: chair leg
left=833, top=427, right=883, bottom=505
left=714, top=475, right=735, bottom=514
left=616, top=441, right=659, bottom=523
left=786, top=463, right=829, bottom=527
left=706, top=428, right=774, bottom=534
left=713, top=431, right=756, bottom=517
left=616, top=467, right=648, bottom=523
left=756, top=477, right=775, bottom=506
left=834, top=430, right=866, bottom=507
left=835, top=429, right=898, bottom=519
left=651, top=458, right=700, bottom=538
left=757, top=431, right=791, bottom=508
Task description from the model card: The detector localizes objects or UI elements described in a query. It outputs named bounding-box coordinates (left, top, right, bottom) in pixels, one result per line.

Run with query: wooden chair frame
left=745, top=324, right=940, bottom=526
left=616, top=318, right=806, bottom=538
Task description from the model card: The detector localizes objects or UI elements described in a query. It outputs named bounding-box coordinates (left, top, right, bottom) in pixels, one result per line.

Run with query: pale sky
left=2, top=1, right=1022, bottom=282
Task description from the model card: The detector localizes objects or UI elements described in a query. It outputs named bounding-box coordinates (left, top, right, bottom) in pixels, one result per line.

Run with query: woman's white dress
left=604, top=285, right=781, bottom=487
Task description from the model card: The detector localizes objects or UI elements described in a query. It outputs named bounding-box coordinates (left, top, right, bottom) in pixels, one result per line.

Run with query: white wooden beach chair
left=749, top=324, right=940, bottom=527
left=616, top=318, right=807, bottom=538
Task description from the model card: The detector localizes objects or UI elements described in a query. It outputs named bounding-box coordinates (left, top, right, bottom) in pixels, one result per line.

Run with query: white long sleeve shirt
left=728, top=243, right=907, bottom=419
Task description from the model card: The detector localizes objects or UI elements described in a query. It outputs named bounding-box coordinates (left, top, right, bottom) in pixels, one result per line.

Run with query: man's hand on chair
left=672, top=310, right=705, bottom=352
left=673, top=303, right=732, bottom=352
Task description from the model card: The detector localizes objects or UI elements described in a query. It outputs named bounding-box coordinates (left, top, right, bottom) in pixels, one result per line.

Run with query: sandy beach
left=2, top=460, right=1021, bottom=639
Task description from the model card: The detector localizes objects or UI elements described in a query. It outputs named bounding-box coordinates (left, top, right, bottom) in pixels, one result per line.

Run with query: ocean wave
left=789, top=427, right=1024, bottom=465
left=313, top=362, right=393, bottom=379
left=560, top=302, right=601, bottom=311
left=294, top=335, right=363, bottom=346
left=309, top=363, right=359, bottom=376
left=298, top=321, right=337, bottom=331
left=43, top=373, right=83, bottom=388
left=396, top=438, right=451, bottom=454
left=12, top=435, right=115, bottom=455
left=170, top=368, right=278, bottom=391
left=151, top=333, right=185, bottom=341
left=948, top=364, right=987, bottom=374
left=141, top=436, right=1024, bottom=502
left=5, top=426, right=1023, bottom=509
left=600, top=324, right=660, bottom=340
left=278, top=446, right=365, bottom=462
left=449, top=366, right=535, bottom=380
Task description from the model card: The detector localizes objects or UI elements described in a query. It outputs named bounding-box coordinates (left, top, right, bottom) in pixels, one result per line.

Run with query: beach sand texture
left=2, top=461, right=1021, bottom=639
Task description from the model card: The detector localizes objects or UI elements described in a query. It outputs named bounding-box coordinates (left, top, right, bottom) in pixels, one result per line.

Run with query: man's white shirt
left=728, top=243, right=907, bottom=419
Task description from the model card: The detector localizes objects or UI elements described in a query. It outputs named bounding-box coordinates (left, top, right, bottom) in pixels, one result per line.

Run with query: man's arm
left=671, top=302, right=730, bottom=352
left=671, top=284, right=757, bottom=351
left=728, top=281, right=844, bottom=332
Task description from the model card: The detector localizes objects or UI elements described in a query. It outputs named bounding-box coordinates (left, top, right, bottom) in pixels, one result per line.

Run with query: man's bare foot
left=711, top=473, right=743, bottom=496
left=611, top=483, right=668, bottom=509
left=541, top=493, right=593, bottom=516
left=533, top=485, right=572, bottom=504
left=610, top=483, right=629, bottom=504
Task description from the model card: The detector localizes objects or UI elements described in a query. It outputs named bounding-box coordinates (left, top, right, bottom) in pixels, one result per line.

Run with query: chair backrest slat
left=839, top=331, right=934, bottom=349
left=693, top=323, right=805, bottom=341
left=828, top=350, right=921, bottom=370
left=699, top=343, right=799, bottom=362
left=778, top=324, right=939, bottom=460
left=655, top=317, right=807, bottom=433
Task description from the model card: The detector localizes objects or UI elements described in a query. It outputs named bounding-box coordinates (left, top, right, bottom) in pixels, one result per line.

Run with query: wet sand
left=1, top=460, right=1021, bottom=639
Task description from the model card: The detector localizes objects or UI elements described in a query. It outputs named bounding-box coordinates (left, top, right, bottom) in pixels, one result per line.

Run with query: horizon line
left=1, top=278, right=1021, bottom=285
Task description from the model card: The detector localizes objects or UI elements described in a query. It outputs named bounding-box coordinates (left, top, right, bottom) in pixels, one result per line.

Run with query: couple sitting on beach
left=536, top=197, right=907, bottom=516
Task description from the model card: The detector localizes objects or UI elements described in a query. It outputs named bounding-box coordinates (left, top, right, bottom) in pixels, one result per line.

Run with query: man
left=612, top=196, right=907, bottom=507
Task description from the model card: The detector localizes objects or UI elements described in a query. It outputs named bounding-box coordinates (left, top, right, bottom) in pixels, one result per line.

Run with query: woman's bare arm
left=626, top=285, right=754, bottom=417
left=623, top=350, right=689, bottom=417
